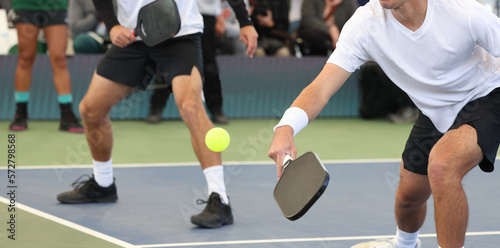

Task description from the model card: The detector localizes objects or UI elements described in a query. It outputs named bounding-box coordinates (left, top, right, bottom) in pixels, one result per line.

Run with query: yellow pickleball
left=205, top=127, right=230, bottom=152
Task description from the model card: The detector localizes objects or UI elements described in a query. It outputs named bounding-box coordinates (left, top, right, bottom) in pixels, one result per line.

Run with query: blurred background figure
left=297, top=0, right=358, bottom=56
left=358, top=62, right=418, bottom=124
left=215, top=0, right=248, bottom=56
left=288, top=0, right=303, bottom=35
left=8, top=0, right=84, bottom=132
left=0, top=0, right=11, bottom=11
left=249, top=0, right=291, bottom=57
left=68, top=0, right=113, bottom=54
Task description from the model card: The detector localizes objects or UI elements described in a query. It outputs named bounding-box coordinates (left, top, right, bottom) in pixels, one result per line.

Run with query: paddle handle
left=282, top=154, right=293, bottom=170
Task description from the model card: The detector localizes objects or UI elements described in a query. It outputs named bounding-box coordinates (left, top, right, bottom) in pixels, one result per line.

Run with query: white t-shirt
left=197, top=0, right=222, bottom=16
left=116, top=0, right=204, bottom=38
left=328, top=0, right=500, bottom=133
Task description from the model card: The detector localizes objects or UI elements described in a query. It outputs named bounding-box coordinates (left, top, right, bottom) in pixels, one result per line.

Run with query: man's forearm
left=227, top=0, right=253, bottom=27
left=92, top=0, right=119, bottom=32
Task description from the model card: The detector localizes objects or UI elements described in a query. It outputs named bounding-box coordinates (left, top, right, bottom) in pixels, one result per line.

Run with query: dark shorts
left=402, top=87, right=500, bottom=175
left=11, top=9, right=67, bottom=27
left=96, top=33, right=203, bottom=90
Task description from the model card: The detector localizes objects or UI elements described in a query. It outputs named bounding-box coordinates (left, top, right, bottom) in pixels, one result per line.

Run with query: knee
left=49, top=53, right=68, bottom=69
left=177, top=98, right=200, bottom=119
left=427, top=157, right=461, bottom=191
left=79, top=100, right=105, bottom=123
left=17, top=54, right=36, bottom=69
left=395, top=188, right=428, bottom=210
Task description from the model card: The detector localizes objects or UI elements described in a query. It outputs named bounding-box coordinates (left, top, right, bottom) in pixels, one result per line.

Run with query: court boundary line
left=15, top=158, right=406, bottom=170
left=136, top=231, right=500, bottom=247
left=0, top=197, right=137, bottom=248
left=13, top=156, right=500, bottom=169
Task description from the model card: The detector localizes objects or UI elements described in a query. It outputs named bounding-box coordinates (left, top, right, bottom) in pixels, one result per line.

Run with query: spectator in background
left=288, top=0, right=303, bottom=35
left=297, top=0, right=358, bottom=56
left=68, top=0, right=112, bottom=54
left=0, top=0, right=11, bottom=12
left=358, top=62, right=419, bottom=124
left=215, top=0, right=248, bottom=56
left=8, top=0, right=84, bottom=132
left=249, top=0, right=291, bottom=57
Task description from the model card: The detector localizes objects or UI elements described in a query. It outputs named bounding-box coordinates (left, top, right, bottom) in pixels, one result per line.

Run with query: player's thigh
left=43, top=25, right=68, bottom=59
left=171, top=66, right=203, bottom=106
left=81, top=72, right=135, bottom=116
left=428, top=124, right=482, bottom=178
left=15, top=23, right=39, bottom=62
left=154, top=33, right=204, bottom=104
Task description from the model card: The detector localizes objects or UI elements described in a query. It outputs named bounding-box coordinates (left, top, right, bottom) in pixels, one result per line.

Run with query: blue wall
left=0, top=55, right=360, bottom=120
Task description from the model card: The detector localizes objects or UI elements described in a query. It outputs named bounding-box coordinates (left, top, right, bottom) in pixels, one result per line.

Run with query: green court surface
left=0, top=118, right=413, bottom=166
left=0, top=205, right=122, bottom=248
left=1, top=118, right=497, bottom=248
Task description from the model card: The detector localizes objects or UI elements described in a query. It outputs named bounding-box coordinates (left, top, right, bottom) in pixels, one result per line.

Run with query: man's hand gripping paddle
left=273, top=151, right=330, bottom=220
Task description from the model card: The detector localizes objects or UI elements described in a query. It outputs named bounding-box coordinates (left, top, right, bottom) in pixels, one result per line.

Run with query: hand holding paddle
left=273, top=151, right=330, bottom=220
left=268, top=126, right=296, bottom=179
left=109, top=25, right=136, bottom=48
left=269, top=126, right=330, bottom=221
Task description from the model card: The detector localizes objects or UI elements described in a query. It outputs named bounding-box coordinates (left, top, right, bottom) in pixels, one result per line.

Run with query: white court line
left=13, top=158, right=408, bottom=170
left=14, top=156, right=500, bottom=169
left=0, top=197, right=137, bottom=248
left=136, top=231, right=500, bottom=247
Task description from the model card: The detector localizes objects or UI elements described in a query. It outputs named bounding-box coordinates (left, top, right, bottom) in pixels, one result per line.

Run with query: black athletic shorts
left=11, top=9, right=67, bottom=27
left=96, top=33, right=203, bottom=90
left=402, top=87, right=500, bottom=175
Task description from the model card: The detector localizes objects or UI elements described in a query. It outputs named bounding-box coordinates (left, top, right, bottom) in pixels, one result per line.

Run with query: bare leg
left=395, top=162, right=432, bottom=233
left=79, top=72, right=134, bottom=161
left=43, top=25, right=72, bottom=94
left=171, top=67, right=221, bottom=169
left=428, top=124, right=482, bottom=247
left=14, top=23, right=39, bottom=92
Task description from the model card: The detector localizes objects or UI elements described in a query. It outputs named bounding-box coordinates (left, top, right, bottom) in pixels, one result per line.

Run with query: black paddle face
left=274, top=152, right=330, bottom=220
left=135, top=0, right=181, bottom=46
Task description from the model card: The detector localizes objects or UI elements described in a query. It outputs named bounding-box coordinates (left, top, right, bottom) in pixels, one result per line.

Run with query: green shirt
left=12, top=0, right=68, bottom=11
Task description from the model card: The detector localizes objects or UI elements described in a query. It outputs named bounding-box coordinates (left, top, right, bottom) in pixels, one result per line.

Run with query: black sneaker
left=59, top=117, right=85, bottom=133
left=60, top=114, right=84, bottom=133
left=57, top=175, right=118, bottom=204
left=146, top=108, right=162, bottom=124
left=59, top=103, right=85, bottom=133
left=9, top=102, right=28, bottom=131
left=211, top=111, right=229, bottom=125
left=190, top=192, right=233, bottom=228
left=9, top=113, right=28, bottom=131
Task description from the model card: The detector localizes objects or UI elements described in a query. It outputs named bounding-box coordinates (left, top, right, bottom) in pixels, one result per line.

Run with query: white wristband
left=273, top=107, right=309, bottom=137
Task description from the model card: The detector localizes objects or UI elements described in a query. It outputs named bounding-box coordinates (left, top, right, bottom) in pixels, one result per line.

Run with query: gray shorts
left=11, top=9, right=67, bottom=27
left=402, top=87, right=500, bottom=175
left=96, top=33, right=203, bottom=90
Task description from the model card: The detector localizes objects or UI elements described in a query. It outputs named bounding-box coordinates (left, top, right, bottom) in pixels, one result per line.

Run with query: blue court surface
left=1, top=160, right=499, bottom=247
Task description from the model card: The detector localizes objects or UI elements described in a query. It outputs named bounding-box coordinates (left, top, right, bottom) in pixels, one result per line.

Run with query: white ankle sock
left=395, top=227, right=419, bottom=248
left=93, top=158, right=113, bottom=187
left=203, top=165, right=229, bottom=204
left=438, top=246, right=463, bottom=248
